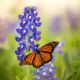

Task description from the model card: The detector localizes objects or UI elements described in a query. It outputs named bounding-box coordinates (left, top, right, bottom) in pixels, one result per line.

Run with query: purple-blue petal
left=20, top=41, right=26, bottom=45
left=20, top=28, right=29, bottom=36
left=20, top=31, right=24, bottom=36
left=34, top=78, right=38, bottom=80
left=17, top=56, right=21, bottom=60
left=20, top=20, right=28, bottom=27
left=24, top=7, right=29, bottom=13
left=20, top=37, right=25, bottom=41
left=38, top=66, right=43, bottom=70
left=61, top=40, right=66, bottom=46
left=49, top=71, right=55, bottom=75
left=36, top=22, right=41, bottom=27
left=32, top=44, right=38, bottom=52
left=36, top=37, right=41, bottom=41
left=16, top=28, right=21, bottom=33
left=17, top=54, right=26, bottom=61
left=36, top=31, right=41, bottom=35
left=51, top=65, right=57, bottom=69
left=59, top=49, right=64, bottom=56
left=51, top=56, right=56, bottom=62
left=15, top=51, right=20, bottom=55
left=15, top=37, right=20, bottom=42
left=28, top=14, right=32, bottom=22
left=54, top=77, right=58, bottom=80
left=31, top=41, right=34, bottom=45
left=28, top=23, right=37, bottom=32
left=18, top=47, right=22, bottom=51
left=36, top=17, right=40, bottom=21
left=20, top=21, right=25, bottom=27
left=32, top=32, right=36, bottom=39
left=34, top=12, right=38, bottom=16
left=32, top=27, right=36, bottom=32
left=28, top=36, right=32, bottom=44
left=33, top=70, right=39, bottom=75
left=18, top=15, right=24, bottom=19
left=20, top=54, right=26, bottom=60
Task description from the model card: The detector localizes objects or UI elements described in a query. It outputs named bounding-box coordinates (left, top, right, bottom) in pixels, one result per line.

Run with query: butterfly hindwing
left=32, top=53, right=44, bottom=68
left=40, top=51, right=53, bottom=63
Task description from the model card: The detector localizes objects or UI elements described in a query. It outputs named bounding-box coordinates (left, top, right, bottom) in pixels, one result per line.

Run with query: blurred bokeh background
left=0, top=0, right=80, bottom=80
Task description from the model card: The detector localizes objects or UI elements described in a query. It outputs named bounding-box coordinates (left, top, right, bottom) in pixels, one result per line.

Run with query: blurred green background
left=0, top=0, right=80, bottom=80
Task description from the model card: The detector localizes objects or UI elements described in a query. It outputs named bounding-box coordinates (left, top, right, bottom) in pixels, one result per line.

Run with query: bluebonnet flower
left=49, top=16, right=62, bottom=34
left=66, top=10, right=78, bottom=30
left=54, top=40, right=66, bottom=56
left=15, top=4, right=41, bottom=60
left=0, top=18, right=16, bottom=43
left=0, top=18, right=16, bottom=49
left=34, top=56, right=58, bottom=80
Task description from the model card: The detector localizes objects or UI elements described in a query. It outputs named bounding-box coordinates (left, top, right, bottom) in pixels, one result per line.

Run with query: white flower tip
left=23, top=30, right=26, bottom=33
left=49, top=68, right=52, bottom=72
left=31, top=39, right=33, bottom=41
left=21, top=45, right=23, bottom=48
left=51, top=64, right=53, bottom=67
left=29, top=16, right=31, bottom=19
left=23, top=21, right=26, bottom=24
left=31, top=25, right=34, bottom=29
left=43, top=72, right=46, bottom=75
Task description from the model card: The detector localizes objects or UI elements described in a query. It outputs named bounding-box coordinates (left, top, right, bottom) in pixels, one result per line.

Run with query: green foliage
left=0, top=16, right=80, bottom=80
left=16, top=76, right=20, bottom=80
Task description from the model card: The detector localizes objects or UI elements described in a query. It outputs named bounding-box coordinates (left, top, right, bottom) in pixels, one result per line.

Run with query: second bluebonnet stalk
left=34, top=56, right=58, bottom=80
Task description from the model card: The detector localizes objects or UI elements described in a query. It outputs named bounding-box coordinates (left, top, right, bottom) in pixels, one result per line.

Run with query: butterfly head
left=19, top=59, right=26, bottom=66
left=19, top=58, right=31, bottom=66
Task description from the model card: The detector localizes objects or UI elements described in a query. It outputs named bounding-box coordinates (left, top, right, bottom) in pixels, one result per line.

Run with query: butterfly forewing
left=39, top=42, right=59, bottom=53
left=38, top=42, right=59, bottom=63
left=39, top=45, right=53, bottom=53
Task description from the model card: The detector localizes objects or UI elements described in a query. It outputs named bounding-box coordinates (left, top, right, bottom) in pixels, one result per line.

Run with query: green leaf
left=78, top=56, right=80, bottom=60
left=66, top=70, right=77, bottom=80
left=64, top=53, right=71, bottom=71
left=74, top=60, right=80, bottom=64
left=15, top=76, right=20, bottom=80
left=22, top=75, right=28, bottom=80
left=61, top=67, right=67, bottom=80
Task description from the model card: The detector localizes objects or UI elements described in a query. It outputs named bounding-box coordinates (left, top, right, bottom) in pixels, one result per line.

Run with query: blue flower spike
left=34, top=56, right=58, bottom=80
left=15, top=4, right=41, bottom=61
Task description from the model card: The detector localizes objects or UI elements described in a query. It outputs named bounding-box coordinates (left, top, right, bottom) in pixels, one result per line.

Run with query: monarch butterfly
left=19, top=41, right=59, bottom=68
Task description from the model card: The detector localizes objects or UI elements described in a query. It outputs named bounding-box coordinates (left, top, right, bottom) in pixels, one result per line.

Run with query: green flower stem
left=25, top=7, right=32, bottom=80
left=26, top=30, right=30, bottom=80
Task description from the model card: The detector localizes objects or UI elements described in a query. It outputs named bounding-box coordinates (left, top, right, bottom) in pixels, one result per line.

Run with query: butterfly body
left=19, top=41, right=59, bottom=68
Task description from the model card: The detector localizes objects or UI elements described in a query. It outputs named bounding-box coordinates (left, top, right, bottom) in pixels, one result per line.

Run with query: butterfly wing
left=32, top=41, right=59, bottom=68
left=19, top=41, right=59, bottom=68
left=32, top=53, right=44, bottom=68
left=39, top=51, right=53, bottom=63
left=39, top=41, right=59, bottom=63
left=39, top=41, right=59, bottom=53
left=19, top=52, right=44, bottom=68
left=19, top=52, right=36, bottom=66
